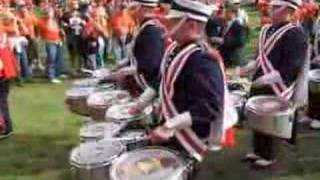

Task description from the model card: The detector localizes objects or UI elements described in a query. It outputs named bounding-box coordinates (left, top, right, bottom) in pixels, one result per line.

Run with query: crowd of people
left=1, top=0, right=320, bottom=175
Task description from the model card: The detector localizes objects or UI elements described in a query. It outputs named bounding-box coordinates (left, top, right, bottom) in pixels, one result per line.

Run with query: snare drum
left=65, top=87, right=95, bottom=116
left=70, top=141, right=125, bottom=180
left=245, top=95, right=294, bottom=139
left=308, top=69, right=320, bottom=119
left=80, top=122, right=124, bottom=143
left=106, top=103, right=154, bottom=129
left=72, top=78, right=100, bottom=88
left=87, top=90, right=131, bottom=121
left=109, top=147, right=189, bottom=180
left=116, top=130, right=149, bottom=151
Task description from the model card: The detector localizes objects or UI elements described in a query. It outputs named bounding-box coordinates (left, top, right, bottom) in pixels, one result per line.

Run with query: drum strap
left=129, top=19, right=165, bottom=90
left=257, top=23, right=297, bottom=99
left=160, top=43, right=207, bottom=162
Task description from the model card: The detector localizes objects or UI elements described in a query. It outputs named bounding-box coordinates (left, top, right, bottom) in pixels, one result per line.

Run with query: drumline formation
left=64, top=0, right=320, bottom=179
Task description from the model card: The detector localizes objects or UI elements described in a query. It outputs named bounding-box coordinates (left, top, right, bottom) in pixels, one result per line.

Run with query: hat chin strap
left=164, top=16, right=188, bottom=39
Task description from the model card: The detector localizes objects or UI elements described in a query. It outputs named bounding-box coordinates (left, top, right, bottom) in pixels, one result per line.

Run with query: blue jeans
left=45, top=42, right=64, bottom=80
left=0, top=80, right=12, bottom=134
left=15, top=48, right=31, bottom=79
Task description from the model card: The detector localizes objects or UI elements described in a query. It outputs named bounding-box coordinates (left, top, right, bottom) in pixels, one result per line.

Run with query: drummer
left=148, top=0, right=225, bottom=162
left=241, top=0, right=307, bottom=169
left=100, top=0, right=165, bottom=109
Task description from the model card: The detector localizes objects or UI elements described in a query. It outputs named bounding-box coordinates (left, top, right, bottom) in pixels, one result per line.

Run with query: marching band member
left=101, top=0, right=165, bottom=111
left=242, top=0, right=308, bottom=169
left=211, top=0, right=249, bottom=67
left=149, top=0, right=228, bottom=162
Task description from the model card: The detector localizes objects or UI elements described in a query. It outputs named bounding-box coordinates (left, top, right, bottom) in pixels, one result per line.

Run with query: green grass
left=0, top=82, right=81, bottom=180
left=0, top=7, right=320, bottom=180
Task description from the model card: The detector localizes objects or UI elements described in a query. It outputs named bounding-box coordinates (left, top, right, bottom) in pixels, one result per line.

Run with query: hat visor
left=164, top=10, right=187, bottom=19
left=270, top=1, right=298, bottom=10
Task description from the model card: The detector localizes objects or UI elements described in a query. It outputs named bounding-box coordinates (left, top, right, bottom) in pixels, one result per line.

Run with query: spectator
left=0, top=31, right=18, bottom=139
left=37, top=7, right=64, bottom=84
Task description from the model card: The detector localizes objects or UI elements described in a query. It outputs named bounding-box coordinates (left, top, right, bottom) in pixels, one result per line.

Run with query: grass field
left=0, top=6, right=320, bottom=180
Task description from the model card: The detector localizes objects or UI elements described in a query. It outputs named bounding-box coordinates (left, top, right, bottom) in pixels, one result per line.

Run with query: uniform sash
left=256, top=23, right=297, bottom=99
left=160, top=43, right=207, bottom=161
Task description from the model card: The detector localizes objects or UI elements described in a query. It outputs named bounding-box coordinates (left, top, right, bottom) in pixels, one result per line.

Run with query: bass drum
left=308, top=69, right=320, bottom=119
left=109, top=147, right=190, bottom=180
left=70, top=141, right=125, bottom=180
left=245, top=95, right=294, bottom=139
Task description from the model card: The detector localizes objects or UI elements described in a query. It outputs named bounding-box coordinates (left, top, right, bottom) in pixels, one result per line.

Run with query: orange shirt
left=37, top=18, right=61, bottom=42
left=109, top=9, right=135, bottom=36
left=17, top=12, right=38, bottom=38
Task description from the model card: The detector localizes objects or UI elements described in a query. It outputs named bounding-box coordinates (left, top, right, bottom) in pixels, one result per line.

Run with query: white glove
left=118, top=66, right=137, bottom=76
left=239, top=61, right=257, bottom=76
left=253, top=71, right=282, bottom=87
left=164, top=112, right=192, bottom=130
left=138, top=87, right=156, bottom=103
left=210, top=37, right=224, bottom=45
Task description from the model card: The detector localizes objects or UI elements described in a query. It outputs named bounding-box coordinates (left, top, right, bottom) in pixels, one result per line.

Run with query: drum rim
left=87, top=90, right=131, bottom=107
left=106, top=104, right=153, bottom=121
left=245, top=95, right=293, bottom=116
left=80, top=122, right=123, bottom=138
left=70, top=141, right=125, bottom=169
left=109, top=146, right=186, bottom=180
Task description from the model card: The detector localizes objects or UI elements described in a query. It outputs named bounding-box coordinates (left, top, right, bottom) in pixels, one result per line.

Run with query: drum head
left=65, top=87, right=95, bottom=98
left=106, top=103, right=153, bottom=121
left=309, top=69, right=320, bottom=82
left=70, top=141, right=124, bottom=168
left=72, top=78, right=99, bottom=88
left=80, top=122, right=123, bottom=139
left=110, top=147, right=185, bottom=180
left=246, top=96, right=291, bottom=115
left=92, top=68, right=111, bottom=78
left=87, top=91, right=131, bottom=107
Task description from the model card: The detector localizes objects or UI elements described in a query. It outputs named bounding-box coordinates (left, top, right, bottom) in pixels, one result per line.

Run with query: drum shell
left=88, top=105, right=110, bottom=121
left=71, top=163, right=111, bottom=180
left=70, top=141, right=124, bottom=180
left=245, top=105, right=294, bottom=139
left=66, top=96, right=89, bottom=116
left=117, top=130, right=149, bottom=151
left=109, top=147, right=189, bottom=180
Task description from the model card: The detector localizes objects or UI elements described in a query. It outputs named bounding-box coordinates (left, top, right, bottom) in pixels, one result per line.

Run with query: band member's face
left=166, top=18, right=192, bottom=43
left=270, top=5, right=287, bottom=22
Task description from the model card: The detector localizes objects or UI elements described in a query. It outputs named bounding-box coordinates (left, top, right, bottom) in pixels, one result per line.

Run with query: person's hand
left=127, top=102, right=145, bottom=115
left=148, top=126, right=175, bottom=144
left=253, top=71, right=282, bottom=87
